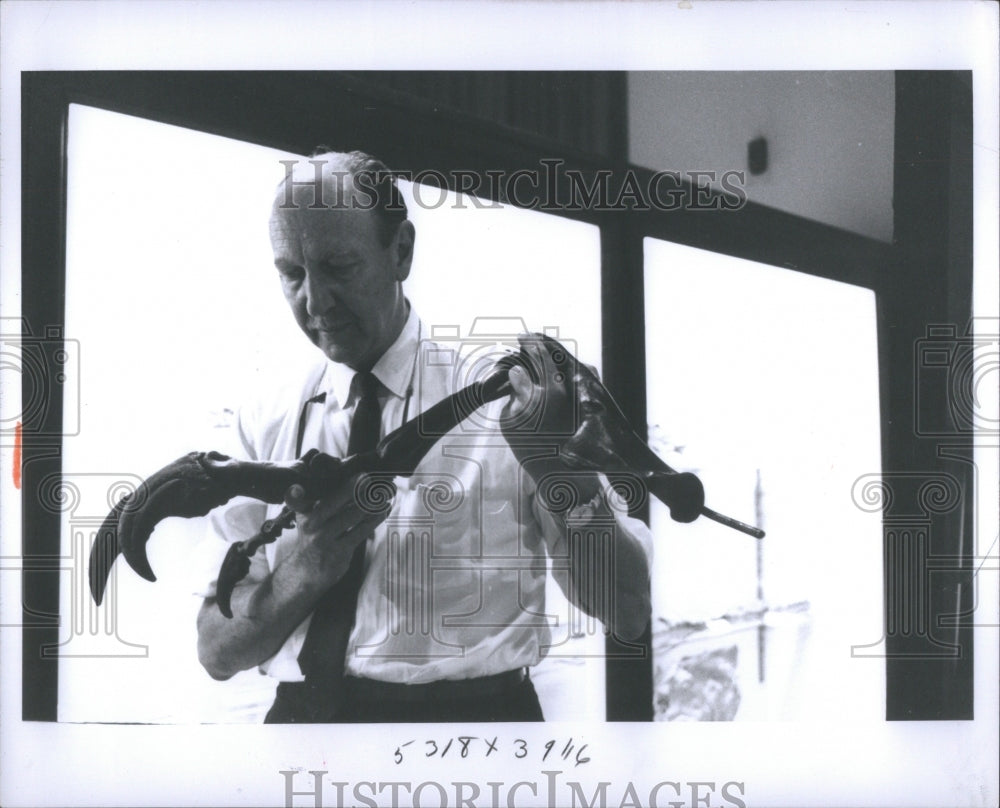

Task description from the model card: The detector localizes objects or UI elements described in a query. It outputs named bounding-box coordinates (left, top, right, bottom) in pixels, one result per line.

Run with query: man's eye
left=279, top=266, right=305, bottom=283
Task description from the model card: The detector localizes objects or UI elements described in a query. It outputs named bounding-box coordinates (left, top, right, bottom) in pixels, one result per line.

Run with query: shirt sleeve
left=530, top=473, right=655, bottom=565
left=530, top=472, right=655, bottom=636
left=188, top=391, right=316, bottom=681
left=188, top=405, right=269, bottom=599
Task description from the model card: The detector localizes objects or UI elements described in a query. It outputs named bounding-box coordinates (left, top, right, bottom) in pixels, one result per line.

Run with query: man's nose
left=304, top=270, right=336, bottom=317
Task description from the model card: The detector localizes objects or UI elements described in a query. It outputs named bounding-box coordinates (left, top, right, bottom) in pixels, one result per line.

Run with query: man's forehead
left=269, top=198, right=379, bottom=258
left=273, top=163, right=361, bottom=210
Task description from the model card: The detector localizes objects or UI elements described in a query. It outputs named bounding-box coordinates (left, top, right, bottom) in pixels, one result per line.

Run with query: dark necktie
left=296, top=371, right=382, bottom=720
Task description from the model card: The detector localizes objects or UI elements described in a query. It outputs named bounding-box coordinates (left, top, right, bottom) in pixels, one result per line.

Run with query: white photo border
left=1, top=2, right=997, bottom=807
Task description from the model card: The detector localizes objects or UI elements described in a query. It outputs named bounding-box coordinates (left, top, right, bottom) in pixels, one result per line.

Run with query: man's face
left=269, top=186, right=413, bottom=370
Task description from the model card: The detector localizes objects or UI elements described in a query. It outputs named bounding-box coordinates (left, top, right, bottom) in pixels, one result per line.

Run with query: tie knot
left=354, top=371, right=380, bottom=402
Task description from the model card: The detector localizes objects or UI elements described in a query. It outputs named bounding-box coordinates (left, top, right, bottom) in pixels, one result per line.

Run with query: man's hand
left=284, top=473, right=394, bottom=583
left=196, top=472, right=393, bottom=680
left=500, top=335, right=600, bottom=511
left=500, top=336, right=651, bottom=639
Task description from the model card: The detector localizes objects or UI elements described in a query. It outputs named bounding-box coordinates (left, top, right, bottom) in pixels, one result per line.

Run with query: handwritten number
left=395, top=735, right=585, bottom=764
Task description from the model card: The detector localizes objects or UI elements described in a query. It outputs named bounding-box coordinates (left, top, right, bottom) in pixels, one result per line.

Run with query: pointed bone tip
left=121, top=548, right=157, bottom=583
left=89, top=577, right=107, bottom=606
left=88, top=538, right=117, bottom=606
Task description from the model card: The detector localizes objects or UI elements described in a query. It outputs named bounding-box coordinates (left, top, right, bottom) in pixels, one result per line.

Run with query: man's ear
left=392, top=220, right=415, bottom=282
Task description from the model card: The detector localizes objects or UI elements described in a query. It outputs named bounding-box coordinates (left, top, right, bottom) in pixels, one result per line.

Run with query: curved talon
left=215, top=506, right=299, bottom=616
left=216, top=541, right=255, bottom=619
left=89, top=495, right=131, bottom=605
left=88, top=451, right=313, bottom=604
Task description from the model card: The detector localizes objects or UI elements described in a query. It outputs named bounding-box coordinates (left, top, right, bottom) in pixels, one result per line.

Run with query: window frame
left=20, top=70, right=972, bottom=721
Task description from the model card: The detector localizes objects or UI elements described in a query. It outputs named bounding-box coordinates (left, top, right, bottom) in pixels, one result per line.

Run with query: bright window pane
left=644, top=237, right=884, bottom=721
left=59, top=105, right=305, bottom=723
left=401, top=179, right=603, bottom=373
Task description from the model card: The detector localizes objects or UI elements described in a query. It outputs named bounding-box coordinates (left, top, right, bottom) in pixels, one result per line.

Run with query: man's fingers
left=515, top=335, right=548, bottom=385
left=286, top=472, right=371, bottom=516
left=297, top=474, right=394, bottom=536
left=503, top=364, right=550, bottom=427
left=284, top=484, right=314, bottom=513
left=299, top=497, right=364, bottom=539
left=507, top=365, right=534, bottom=411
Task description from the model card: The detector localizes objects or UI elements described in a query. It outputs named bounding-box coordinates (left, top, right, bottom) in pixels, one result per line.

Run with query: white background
left=2, top=2, right=998, bottom=807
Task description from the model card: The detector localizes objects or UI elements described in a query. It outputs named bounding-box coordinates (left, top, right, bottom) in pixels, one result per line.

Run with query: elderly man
left=195, top=151, right=653, bottom=723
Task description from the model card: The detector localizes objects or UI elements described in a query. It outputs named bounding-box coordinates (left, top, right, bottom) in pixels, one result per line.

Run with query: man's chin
left=315, top=332, right=365, bottom=368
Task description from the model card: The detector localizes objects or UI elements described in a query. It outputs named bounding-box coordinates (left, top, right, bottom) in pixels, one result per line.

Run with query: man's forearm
left=567, top=515, right=651, bottom=641
left=606, top=527, right=652, bottom=640
left=195, top=543, right=340, bottom=680
left=197, top=477, right=385, bottom=680
left=542, top=494, right=653, bottom=642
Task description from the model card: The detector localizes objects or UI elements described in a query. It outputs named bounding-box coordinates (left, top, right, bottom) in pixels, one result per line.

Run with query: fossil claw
left=90, top=335, right=759, bottom=611
left=88, top=451, right=308, bottom=604
left=88, top=495, right=130, bottom=605
left=216, top=541, right=255, bottom=619
left=509, top=333, right=709, bottom=525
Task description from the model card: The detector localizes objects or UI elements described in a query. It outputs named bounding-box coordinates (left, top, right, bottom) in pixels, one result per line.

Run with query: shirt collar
left=322, top=304, right=421, bottom=406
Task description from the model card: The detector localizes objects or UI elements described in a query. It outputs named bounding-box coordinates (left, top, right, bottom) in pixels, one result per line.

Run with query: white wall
left=628, top=71, right=895, bottom=242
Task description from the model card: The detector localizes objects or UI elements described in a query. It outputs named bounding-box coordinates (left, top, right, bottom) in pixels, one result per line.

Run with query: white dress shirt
left=198, top=306, right=652, bottom=684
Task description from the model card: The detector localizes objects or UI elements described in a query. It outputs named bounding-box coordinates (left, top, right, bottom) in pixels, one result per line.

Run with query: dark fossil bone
left=88, top=335, right=762, bottom=615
